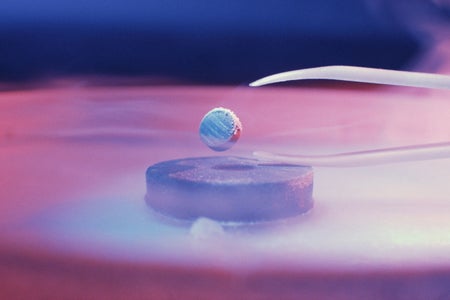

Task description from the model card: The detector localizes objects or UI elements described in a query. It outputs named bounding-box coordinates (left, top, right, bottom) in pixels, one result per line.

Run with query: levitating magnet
left=199, top=107, right=242, bottom=152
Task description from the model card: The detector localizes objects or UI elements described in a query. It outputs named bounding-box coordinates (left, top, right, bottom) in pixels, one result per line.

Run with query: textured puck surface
left=145, top=156, right=313, bottom=222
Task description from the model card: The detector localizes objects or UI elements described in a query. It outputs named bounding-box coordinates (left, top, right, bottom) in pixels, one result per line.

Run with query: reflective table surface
left=1, top=81, right=449, bottom=299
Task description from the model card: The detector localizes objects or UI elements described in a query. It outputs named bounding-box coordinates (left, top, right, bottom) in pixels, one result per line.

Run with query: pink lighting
left=0, top=80, right=449, bottom=298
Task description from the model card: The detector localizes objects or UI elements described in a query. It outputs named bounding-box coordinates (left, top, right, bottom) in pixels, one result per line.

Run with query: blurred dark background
left=0, top=0, right=428, bottom=84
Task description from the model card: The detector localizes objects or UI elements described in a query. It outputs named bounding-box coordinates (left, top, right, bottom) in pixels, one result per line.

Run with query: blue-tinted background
left=0, top=0, right=424, bottom=84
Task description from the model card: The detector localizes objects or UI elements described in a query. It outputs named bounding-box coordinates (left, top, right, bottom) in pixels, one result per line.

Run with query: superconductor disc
left=145, top=156, right=313, bottom=222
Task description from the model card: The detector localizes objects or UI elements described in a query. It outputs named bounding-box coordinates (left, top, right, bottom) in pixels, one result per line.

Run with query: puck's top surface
left=146, top=156, right=313, bottom=222
left=160, top=156, right=312, bottom=186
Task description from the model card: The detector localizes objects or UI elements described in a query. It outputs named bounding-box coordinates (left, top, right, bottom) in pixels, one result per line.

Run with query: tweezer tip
left=249, top=73, right=287, bottom=87
left=249, top=81, right=262, bottom=87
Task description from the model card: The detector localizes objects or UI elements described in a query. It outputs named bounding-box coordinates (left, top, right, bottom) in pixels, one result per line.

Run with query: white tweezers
left=249, top=66, right=450, bottom=167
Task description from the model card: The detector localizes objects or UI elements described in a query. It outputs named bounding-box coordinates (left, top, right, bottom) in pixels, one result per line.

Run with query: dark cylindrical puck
left=145, top=156, right=313, bottom=222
